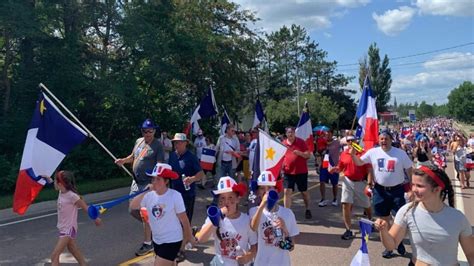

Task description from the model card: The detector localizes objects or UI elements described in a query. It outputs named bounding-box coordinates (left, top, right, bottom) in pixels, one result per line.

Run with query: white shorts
left=341, top=177, right=371, bottom=208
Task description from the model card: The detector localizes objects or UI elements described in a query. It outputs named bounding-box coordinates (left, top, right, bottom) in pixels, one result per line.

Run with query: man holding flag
left=356, top=76, right=379, bottom=150
left=282, top=126, right=312, bottom=219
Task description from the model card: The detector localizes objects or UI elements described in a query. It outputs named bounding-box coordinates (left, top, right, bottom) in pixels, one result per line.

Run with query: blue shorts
left=372, top=184, right=406, bottom=217
left=319, top=168, right=339, bottom=186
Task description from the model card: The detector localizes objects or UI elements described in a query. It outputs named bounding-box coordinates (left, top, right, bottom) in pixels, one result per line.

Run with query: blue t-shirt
left=168, top=149, right=202, bottom=197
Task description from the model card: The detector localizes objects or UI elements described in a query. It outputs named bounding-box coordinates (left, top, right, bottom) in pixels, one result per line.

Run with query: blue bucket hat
left=141, top=119, right=159, bottom=130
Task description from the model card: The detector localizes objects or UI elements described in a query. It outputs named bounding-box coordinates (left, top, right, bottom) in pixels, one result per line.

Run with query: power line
left=337, top=54, right=474, bottom=72
left=337, top=42, right=474, bottom=67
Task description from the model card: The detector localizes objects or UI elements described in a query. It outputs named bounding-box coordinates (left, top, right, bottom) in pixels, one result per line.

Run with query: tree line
left=0, top=0, right=393, bottom=193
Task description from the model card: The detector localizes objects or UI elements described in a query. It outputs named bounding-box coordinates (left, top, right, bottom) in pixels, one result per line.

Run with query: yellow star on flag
left=265, top=147, right=275, bottom=160
left=364, top=233, right=369, bottom=243
left=39, top=99, right=47, bottom=115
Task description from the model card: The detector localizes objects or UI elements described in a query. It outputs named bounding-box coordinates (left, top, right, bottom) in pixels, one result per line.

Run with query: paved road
left=1, top=160, right=472, bottom=266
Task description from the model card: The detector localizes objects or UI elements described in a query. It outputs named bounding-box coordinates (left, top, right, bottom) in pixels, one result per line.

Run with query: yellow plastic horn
left=351, top=141, right=363, bottom=152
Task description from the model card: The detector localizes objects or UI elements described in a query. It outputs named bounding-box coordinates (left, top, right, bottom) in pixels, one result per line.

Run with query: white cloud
left=391, top=66, right=474, bottom=104
left=323, top=32, right=332, bottom=38
left=415, top=0, right=474, bottom=17
left=372, top=6, right=416, bottom=36
left=423, top=52, right=474, bottom=70
left=233, top=0, right=370, bottom=32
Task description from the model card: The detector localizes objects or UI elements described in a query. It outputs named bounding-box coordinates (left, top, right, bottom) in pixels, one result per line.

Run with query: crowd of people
left=47, top=117, right=474, bottom=265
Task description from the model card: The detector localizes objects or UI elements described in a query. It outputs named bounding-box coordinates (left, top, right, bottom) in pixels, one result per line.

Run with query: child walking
left=45, top=170, right=101, bottom=266
left=197, top=176, right=257, bottom=265
left=249, top=171, right=299, bottom=266
left=130, top=163, right=194, bottom=265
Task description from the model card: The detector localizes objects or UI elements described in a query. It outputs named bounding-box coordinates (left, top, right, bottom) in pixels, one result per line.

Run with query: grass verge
left=0, top=176, right=131, bottom=210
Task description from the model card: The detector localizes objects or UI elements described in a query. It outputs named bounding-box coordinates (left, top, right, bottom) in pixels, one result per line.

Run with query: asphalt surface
left=1, top=159, right=472, bottom=266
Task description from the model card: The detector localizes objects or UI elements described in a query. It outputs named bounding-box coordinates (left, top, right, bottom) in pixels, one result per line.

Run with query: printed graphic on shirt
left=377, top=158, right=396, bottom=172
left=261, top=220, right=281, bottom=247
left=151, top=204, right=165, bottom=219
left=135, top=145, right=151, bottom=161
left=218, top=231, right=242, bottom=259
left=179, top=159, right=185, bottom=169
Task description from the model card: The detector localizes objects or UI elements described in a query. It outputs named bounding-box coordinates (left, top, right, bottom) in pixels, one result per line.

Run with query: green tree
left=359, top=43, right=392, bottom=112
left=416, top=101, right=434, bottom=120
left=448, top=81, right=474, bottom=123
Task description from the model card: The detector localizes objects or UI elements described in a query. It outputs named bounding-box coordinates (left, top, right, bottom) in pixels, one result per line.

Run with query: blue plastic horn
left=266, top=190, right=279, bottom=211
left=207, top=205, right=223, bottom=227
left=87, top=187, right=150, bottom=220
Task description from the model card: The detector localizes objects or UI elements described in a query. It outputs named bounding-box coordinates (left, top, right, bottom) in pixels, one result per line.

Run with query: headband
left=418, top=165, right=445, bottom=189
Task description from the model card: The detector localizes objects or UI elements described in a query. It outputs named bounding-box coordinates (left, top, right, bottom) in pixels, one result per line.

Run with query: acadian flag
left=295, top=101, right=314, bottom=153
left=322, top=154, right=334, bottom=172
left=200, top=148, right=217, bottom=171
left=220, top=109, right=231, bottom=136
left=13, top=92, right=88, bottom=215
left=350, top=220, right=373, bottom=266
left=466, top=155, right=474, bottom=169
left=189, top=87, right=218, bottom=135
left=356, top=76, right=379, bottom=150
left=252, top=99, right=266, bottom=129
left=257, top=129, right=287, bottom=179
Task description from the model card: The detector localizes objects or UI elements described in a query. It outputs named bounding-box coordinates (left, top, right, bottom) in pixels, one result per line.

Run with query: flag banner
left=252, top=99, right=265, bottom=129
left=295, top=101, right=314, bottom=153
left=220, top=109, right=231, bottom=136
left=356, top=76, right=379, bottom=150
left=322, top=154, right=334, bottom=171
left=258, top=129, right=287, bottom=179
left=200, top=148, right=217, bottom=171
left=350, top=219, right=373, bottom=266
left=13, top=92, right=88, bottom=215
left=190, top=88, right=218, bottom=135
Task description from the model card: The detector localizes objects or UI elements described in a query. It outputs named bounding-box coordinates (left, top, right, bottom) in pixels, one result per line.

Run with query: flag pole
left=39, top=83, right=135, bottom=179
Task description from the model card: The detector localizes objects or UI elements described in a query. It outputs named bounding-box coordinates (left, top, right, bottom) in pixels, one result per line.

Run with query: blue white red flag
left=295, top=101, right=314, bottom=153
left=13, top=93, right=88, bottom=215
left=220, top=109, right=231, bottom=136
left=190, top=88, right=218, bottom=135
left=252, top=99, right=266, bottom=129
left=200, top=148, right=217, bottom=171
left=350, top=219, right=373, bottom=266
left=356, top=76, right=379, bottom=150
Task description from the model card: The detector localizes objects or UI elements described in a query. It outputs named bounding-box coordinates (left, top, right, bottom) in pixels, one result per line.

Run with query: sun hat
left=171, top=133, right=188, bottom=142
left=146, top=163, right=178, bottom=179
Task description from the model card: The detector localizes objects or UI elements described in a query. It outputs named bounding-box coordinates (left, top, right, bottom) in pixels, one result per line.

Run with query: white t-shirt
left=467, top=138, right=474, bottom=148
left=141, top=189, right=186, bottom=244
left=217, top=135, right=240, bottom=164
left=194, top=136, right=207, bottom=159
left=202, top=213, right=257, bottom=266
left=249, top=205, right=299, bottom=266
left=361, top=146, right=413, bottom=187
left=395, top=203, right=472, bottom=265
left=161, top=137, right=172, bottom=161
left=57, top=190, right=80, bottom=232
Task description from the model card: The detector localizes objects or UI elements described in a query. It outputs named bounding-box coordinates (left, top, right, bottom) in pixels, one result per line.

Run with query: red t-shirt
left=283, top=137, right=308, bottom=175
left=337, top=150, right=372, bottom=181
left=316, top=137, right=328, bottom=152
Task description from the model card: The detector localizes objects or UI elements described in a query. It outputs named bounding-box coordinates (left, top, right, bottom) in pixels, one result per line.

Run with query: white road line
left=0, top=212, right=57, bottom=227
left=453, top=168, right=468, bottom=265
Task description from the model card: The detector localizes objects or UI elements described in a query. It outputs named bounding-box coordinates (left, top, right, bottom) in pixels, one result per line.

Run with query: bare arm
left=460, top=234, right=474, bottom=265
left=183, top=170, right=205, bottom=186
left=350, top=147, right=365, bottom=166
left=196, top=222, right=216, bottom=243
left=250, top=193, right=268, bottom=231
left=375, top=219, right=407, bottom=251
left=177, top=212, right=194, bottom=245
left=75, top=198, right=101, bottom=226
left=294, top=149, right=311, bottom=159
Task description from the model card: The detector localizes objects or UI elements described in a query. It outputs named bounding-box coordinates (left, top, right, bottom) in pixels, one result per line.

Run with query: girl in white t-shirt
left=45, top=171, right=101, bottom=266
left=249, top=171, right=299, bottom=266
left=197, top=176, right=257, bottom=265
left=374, top=165, right=474, bottom=265
left=131, top=163, right=194, bottom=265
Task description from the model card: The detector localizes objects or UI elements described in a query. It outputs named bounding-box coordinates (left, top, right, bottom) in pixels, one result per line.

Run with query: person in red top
left=282, top=126, right=312, bottom=219
left=315, top=132, right=328, bottom=169
left=330, top=136, right=374, bottom=240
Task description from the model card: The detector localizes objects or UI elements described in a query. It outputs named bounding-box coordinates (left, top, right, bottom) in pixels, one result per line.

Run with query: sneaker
left=331, top=200, right=338, bottom=206
left=341, top=229, right=354, bottom=240
left=305, top=210, right=312, bottom=219
left=318, top=199, right=327, bottom=207
left=382, top=250, right=394, bottom=258
left=135, top=243, right=153, bottom=256
left=397, top=242, right=406, bottom=255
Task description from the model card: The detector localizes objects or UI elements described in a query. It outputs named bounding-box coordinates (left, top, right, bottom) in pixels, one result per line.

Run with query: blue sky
left=233, top=0, right=474, bottom=105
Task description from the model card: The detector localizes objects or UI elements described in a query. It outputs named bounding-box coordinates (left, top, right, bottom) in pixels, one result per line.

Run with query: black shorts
left=153, top=240, right=182, bottom=261
left=284, top=173, right=308, bottom=192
